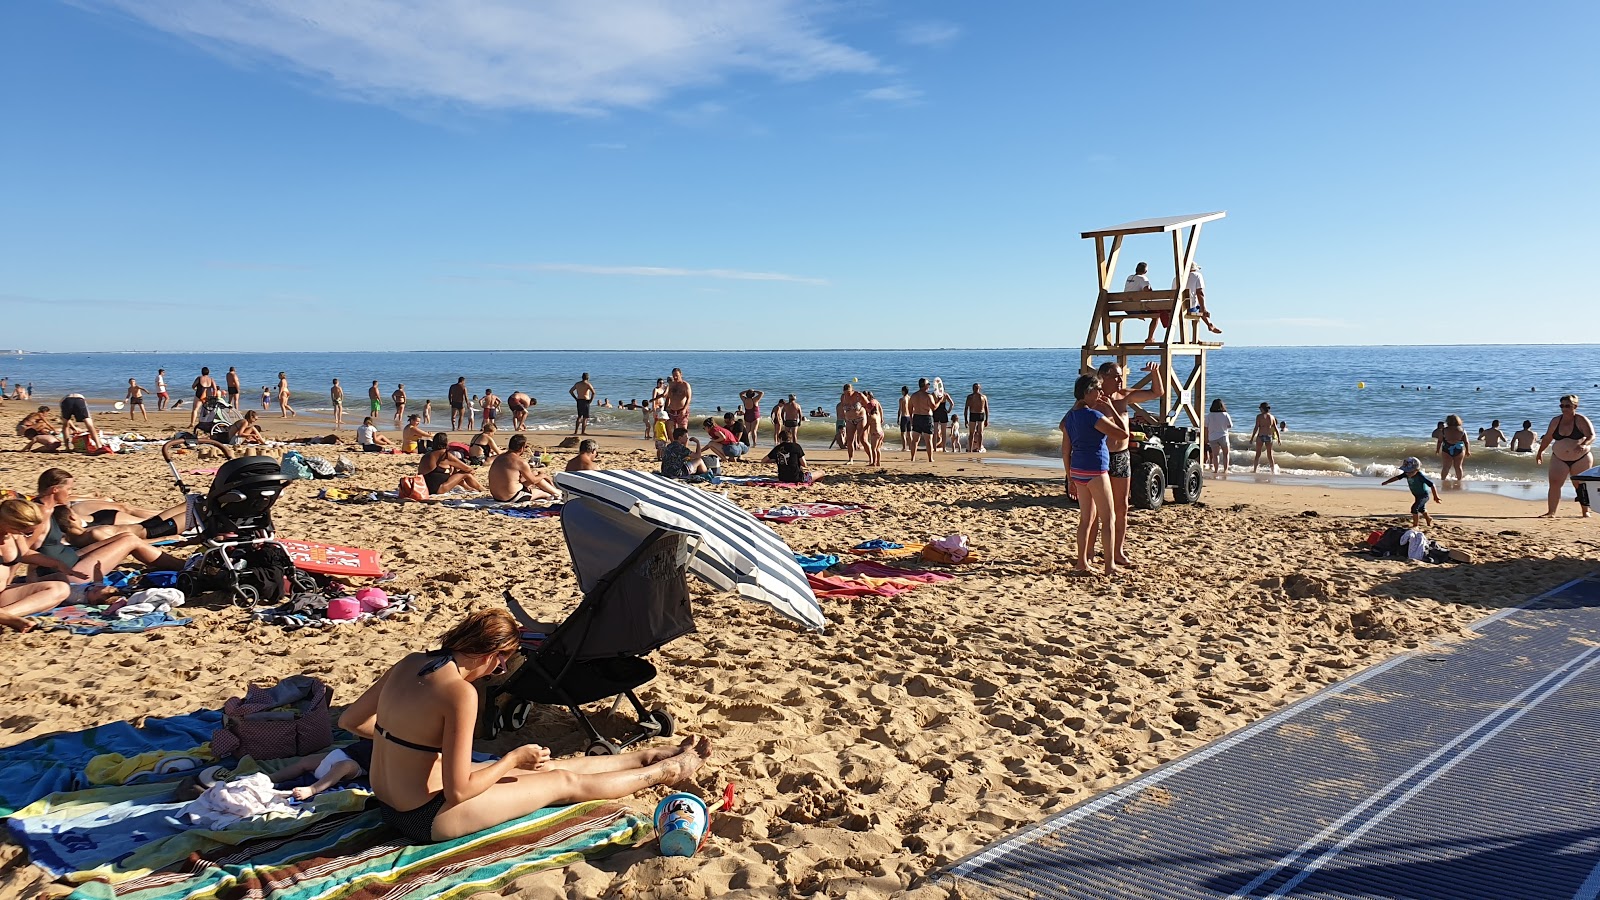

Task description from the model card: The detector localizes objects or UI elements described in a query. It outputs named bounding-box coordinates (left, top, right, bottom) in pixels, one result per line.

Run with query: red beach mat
left=279, top=539, right=384, bottom=576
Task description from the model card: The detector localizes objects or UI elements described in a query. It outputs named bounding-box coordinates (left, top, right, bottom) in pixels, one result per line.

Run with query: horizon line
left=6, top=342, right=1600, bottom=355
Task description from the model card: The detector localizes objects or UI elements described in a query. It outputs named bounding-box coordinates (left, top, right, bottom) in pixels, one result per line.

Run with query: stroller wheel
left=644, top=707, right=676, bottom=738
left=500, top=701, right=531, bottom=734
left=233, top=584, right=261, bottom=608
left=586, top=738, right=621, bottom=756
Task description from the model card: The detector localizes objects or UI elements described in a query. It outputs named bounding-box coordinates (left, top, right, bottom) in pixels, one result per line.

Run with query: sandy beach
left=1, top=407, right=1595, bottom=899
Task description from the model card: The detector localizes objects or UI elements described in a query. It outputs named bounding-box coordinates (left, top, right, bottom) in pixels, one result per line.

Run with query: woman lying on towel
left=339, top=608, right=709, bottom=845
left=0, top=499, right=76, bottom=630
left=34, top=468, right=190, bottom=541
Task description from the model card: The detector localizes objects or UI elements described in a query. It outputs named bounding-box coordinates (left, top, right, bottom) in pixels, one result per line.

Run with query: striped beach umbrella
left=552, top=470, right=825, bottom=632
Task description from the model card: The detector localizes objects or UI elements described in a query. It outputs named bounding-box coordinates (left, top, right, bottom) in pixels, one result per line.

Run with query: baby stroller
left=189, top=397, right=238, bottom=442
left=161, top=436, right=312, bottom=606
left=491, top=495, right=696, bottom=754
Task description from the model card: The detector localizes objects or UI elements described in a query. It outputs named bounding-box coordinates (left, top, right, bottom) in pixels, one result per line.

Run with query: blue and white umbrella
left=553, top=469, right=825, bottom=632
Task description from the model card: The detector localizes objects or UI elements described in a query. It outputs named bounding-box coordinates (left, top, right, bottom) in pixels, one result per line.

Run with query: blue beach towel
left=0, top=711, right=221, bottom=817
left=853, top=539, right=904, bottom=551
left=793, top=553, right=840, bottom=573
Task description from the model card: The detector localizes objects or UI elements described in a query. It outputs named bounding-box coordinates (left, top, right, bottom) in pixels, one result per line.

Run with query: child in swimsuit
left=268, top=740, right=374, bottom=800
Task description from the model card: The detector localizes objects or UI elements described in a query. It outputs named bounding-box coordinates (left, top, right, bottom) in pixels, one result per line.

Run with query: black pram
left=493, top=495, right=696, bottom=754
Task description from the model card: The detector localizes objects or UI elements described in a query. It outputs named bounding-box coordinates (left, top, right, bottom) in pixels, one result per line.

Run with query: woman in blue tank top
left=1060, top=374, right=1129, bottom=576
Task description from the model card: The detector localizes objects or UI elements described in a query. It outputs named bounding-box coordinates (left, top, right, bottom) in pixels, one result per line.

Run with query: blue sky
left=2, top=0, right=1596, bottom=352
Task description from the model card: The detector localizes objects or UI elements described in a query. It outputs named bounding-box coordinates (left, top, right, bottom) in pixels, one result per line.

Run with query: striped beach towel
left=67, top=801, right=650, bottom=900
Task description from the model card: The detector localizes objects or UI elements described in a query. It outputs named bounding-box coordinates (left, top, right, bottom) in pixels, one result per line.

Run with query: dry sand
left=1, top=408, right=1596, bottom=899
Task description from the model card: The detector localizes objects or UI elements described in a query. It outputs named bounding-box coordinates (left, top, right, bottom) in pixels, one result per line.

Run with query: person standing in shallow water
left=1435, top=414, right=1468, bottom=485
left=1249, top=402, right=1281, bottom=473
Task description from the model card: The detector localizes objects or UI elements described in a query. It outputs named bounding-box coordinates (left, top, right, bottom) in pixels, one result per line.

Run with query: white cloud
left=861, top=84, right=923, bottom=104
left=898, top=20, right=961, bottom=48
left=495, top=262, right=829, bottom=286
left=77, top=0, right=883, bottom=113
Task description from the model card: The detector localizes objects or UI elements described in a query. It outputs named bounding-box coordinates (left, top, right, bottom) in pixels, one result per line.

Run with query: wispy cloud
left=204, top=260, right=309, bottom=271
left=493, top=262, right=829, bottom=286
left=861, top=84, right=923, bottom=104
left=76, top=1, right=883, bottom=114
left=0, top=292, right=199, bottom=311
left=898, top=21, right=962, bottom=48
left=1239, top=317, right=1356, bottom=328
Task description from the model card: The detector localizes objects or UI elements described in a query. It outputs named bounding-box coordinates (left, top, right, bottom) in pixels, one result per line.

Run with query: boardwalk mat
left=947, top=575, right=1600, bottom=900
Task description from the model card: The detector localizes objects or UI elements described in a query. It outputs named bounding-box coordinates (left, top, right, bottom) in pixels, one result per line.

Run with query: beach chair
left=491, top=495, right=696, bottom=754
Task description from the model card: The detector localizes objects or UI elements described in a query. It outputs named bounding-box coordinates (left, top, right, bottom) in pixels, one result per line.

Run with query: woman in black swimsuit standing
left=1535, top=394, right=1594, bottom=518
left=337, top=608, right=708, bottom=844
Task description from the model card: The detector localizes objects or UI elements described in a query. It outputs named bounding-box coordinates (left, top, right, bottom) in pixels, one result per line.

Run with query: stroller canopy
left=554, top=470, right=825, bottom=632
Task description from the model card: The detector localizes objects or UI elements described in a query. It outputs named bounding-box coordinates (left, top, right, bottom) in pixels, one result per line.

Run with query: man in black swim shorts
left=964, top=382, right=989, bottom=452
left=907, top=378, right=937, bottom=462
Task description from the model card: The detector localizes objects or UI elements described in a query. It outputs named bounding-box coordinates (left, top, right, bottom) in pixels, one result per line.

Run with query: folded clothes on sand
left=793, top=553, right=840, bottom=573
left=254, top=594, right=414, bottom=630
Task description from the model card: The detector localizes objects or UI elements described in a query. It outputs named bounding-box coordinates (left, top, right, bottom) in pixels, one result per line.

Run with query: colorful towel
left=33, top=607, right=192, bottom=636
left=852, top=539, right=903, bottom=551
left=255, top=594, right=415, bottom=630
left=487, top=505, right=564, bottom=519
left=793, top=553, right=840, bottom=573
left=68, top=800, right=650, bottom=900
left=7, top=776, right=369, bottom=884
left=279, top=540, right=384, bottom=577
left=806, top=561, right=954, bottom=599
left=754, top=502, right=862, bottom=523
left=0, top=711, right=221, bottom=817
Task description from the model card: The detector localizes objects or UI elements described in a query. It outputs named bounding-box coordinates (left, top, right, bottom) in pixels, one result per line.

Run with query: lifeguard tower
left=1079, top=212, right=1225, bottom=506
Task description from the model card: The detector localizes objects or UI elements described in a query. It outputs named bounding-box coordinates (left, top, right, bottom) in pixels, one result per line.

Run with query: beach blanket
left=279, top=540, right=384, bottom=577
left=438, top=496, right=558, bottom=511
left=487, top=505, right=564, bottom=519
left=0, top=711, right=221, bottom=817
left=32, top=605, right=192, bottom=636
left=806, top=561, right=954, bottom=599
left=754, top=502, right=863, bottom=523
left=68, top=800, right=650, bottom=900
left=712, top=474, right=819, bottom=488
left=255, top=594, right=415, bottom=630
left=7, top=777, right=369, bottom=884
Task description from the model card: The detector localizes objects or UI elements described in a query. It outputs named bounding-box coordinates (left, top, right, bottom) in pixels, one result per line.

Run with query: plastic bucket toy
left=654, top=792, right=709, bottom=857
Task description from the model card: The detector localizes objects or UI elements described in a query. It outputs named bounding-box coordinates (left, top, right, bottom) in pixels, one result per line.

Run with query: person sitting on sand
left=660, top=428, right=710, bottom=479
left=420, top=433, right=485, bottom=495
left=566, top=439, right=600, bottom=472
left=269, top=740, right=373, bottom=801
left=701, top=417, right=749, bottom=461
left=469, top=420, right=502, bottom=463
left=19, top=406, right=62, bottom=452
left=337, top=608, right=709, bottom=845
left=401, top=415, right=430, bottom=453
left=1511, top=420, right=1538, bottom=453
left=356, top=417, right=394, bottom=453
left=487, top=435, right=559, bottom=502
left=0, top=497, right=184, bottom=586
left=763, top=429, right=808, bottom=483
left=227, top=410, right=267, bottom=446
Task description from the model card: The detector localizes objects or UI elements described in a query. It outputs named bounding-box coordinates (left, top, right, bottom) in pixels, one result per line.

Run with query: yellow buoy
left=1357, top=382, right=1366, bottom=389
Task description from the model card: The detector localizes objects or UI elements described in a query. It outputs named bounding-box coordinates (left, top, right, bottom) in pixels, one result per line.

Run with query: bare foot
left=660, top=738, right=709, bottom=784
left=1114, top=555, right=1135, bottom=567
left=0, top=610, right=36, bottom=632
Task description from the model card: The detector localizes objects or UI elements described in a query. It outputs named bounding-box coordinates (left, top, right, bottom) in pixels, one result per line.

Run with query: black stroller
left=491, top=495, right=697, bottom=755
left=161, top=437, right=311, bottom=606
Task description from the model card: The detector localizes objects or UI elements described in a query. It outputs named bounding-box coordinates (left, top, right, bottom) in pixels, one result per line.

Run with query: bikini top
left=373, top=650, right=455, bottom=755
left=1552, top=417, right=1588, bottom=442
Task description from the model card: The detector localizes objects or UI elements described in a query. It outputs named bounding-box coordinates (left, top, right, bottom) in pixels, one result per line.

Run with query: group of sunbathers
left=0, top=468, right=191, bottom=631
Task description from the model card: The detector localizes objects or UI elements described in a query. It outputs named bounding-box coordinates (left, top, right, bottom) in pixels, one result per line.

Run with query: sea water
left=4, top=345, right=1595, bottom=484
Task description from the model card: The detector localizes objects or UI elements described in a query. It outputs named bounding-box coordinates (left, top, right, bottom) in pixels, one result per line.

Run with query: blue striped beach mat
left=947, top=574, right=1600, bottom=899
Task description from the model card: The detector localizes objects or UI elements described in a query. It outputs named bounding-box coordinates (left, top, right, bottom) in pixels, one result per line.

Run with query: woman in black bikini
left=0, top=499, right=74, bottom=631
left=418, top=433, right=486, bottom=495
left=1535, top=394, right=1594, bottom=518
left=338, top=608, right=709, bottom=844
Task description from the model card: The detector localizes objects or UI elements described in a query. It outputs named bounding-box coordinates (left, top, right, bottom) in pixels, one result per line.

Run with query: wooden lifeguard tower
left=1080, top=212, right=1225, bottom=435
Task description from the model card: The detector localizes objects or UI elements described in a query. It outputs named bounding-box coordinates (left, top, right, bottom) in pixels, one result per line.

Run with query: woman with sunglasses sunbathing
left=338, top=608, right=709, bottom=845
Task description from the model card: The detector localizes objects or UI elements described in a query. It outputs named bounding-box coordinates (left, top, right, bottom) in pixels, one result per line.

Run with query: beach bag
left=301, top=455, right=338, bottom=478
left=398, top=475, right=430, bottom=501
left=280, top=452, right=315, bottom=480
left=922, top=533, right=970, bottom=564
left=211, top=675, right=333, bottom=761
